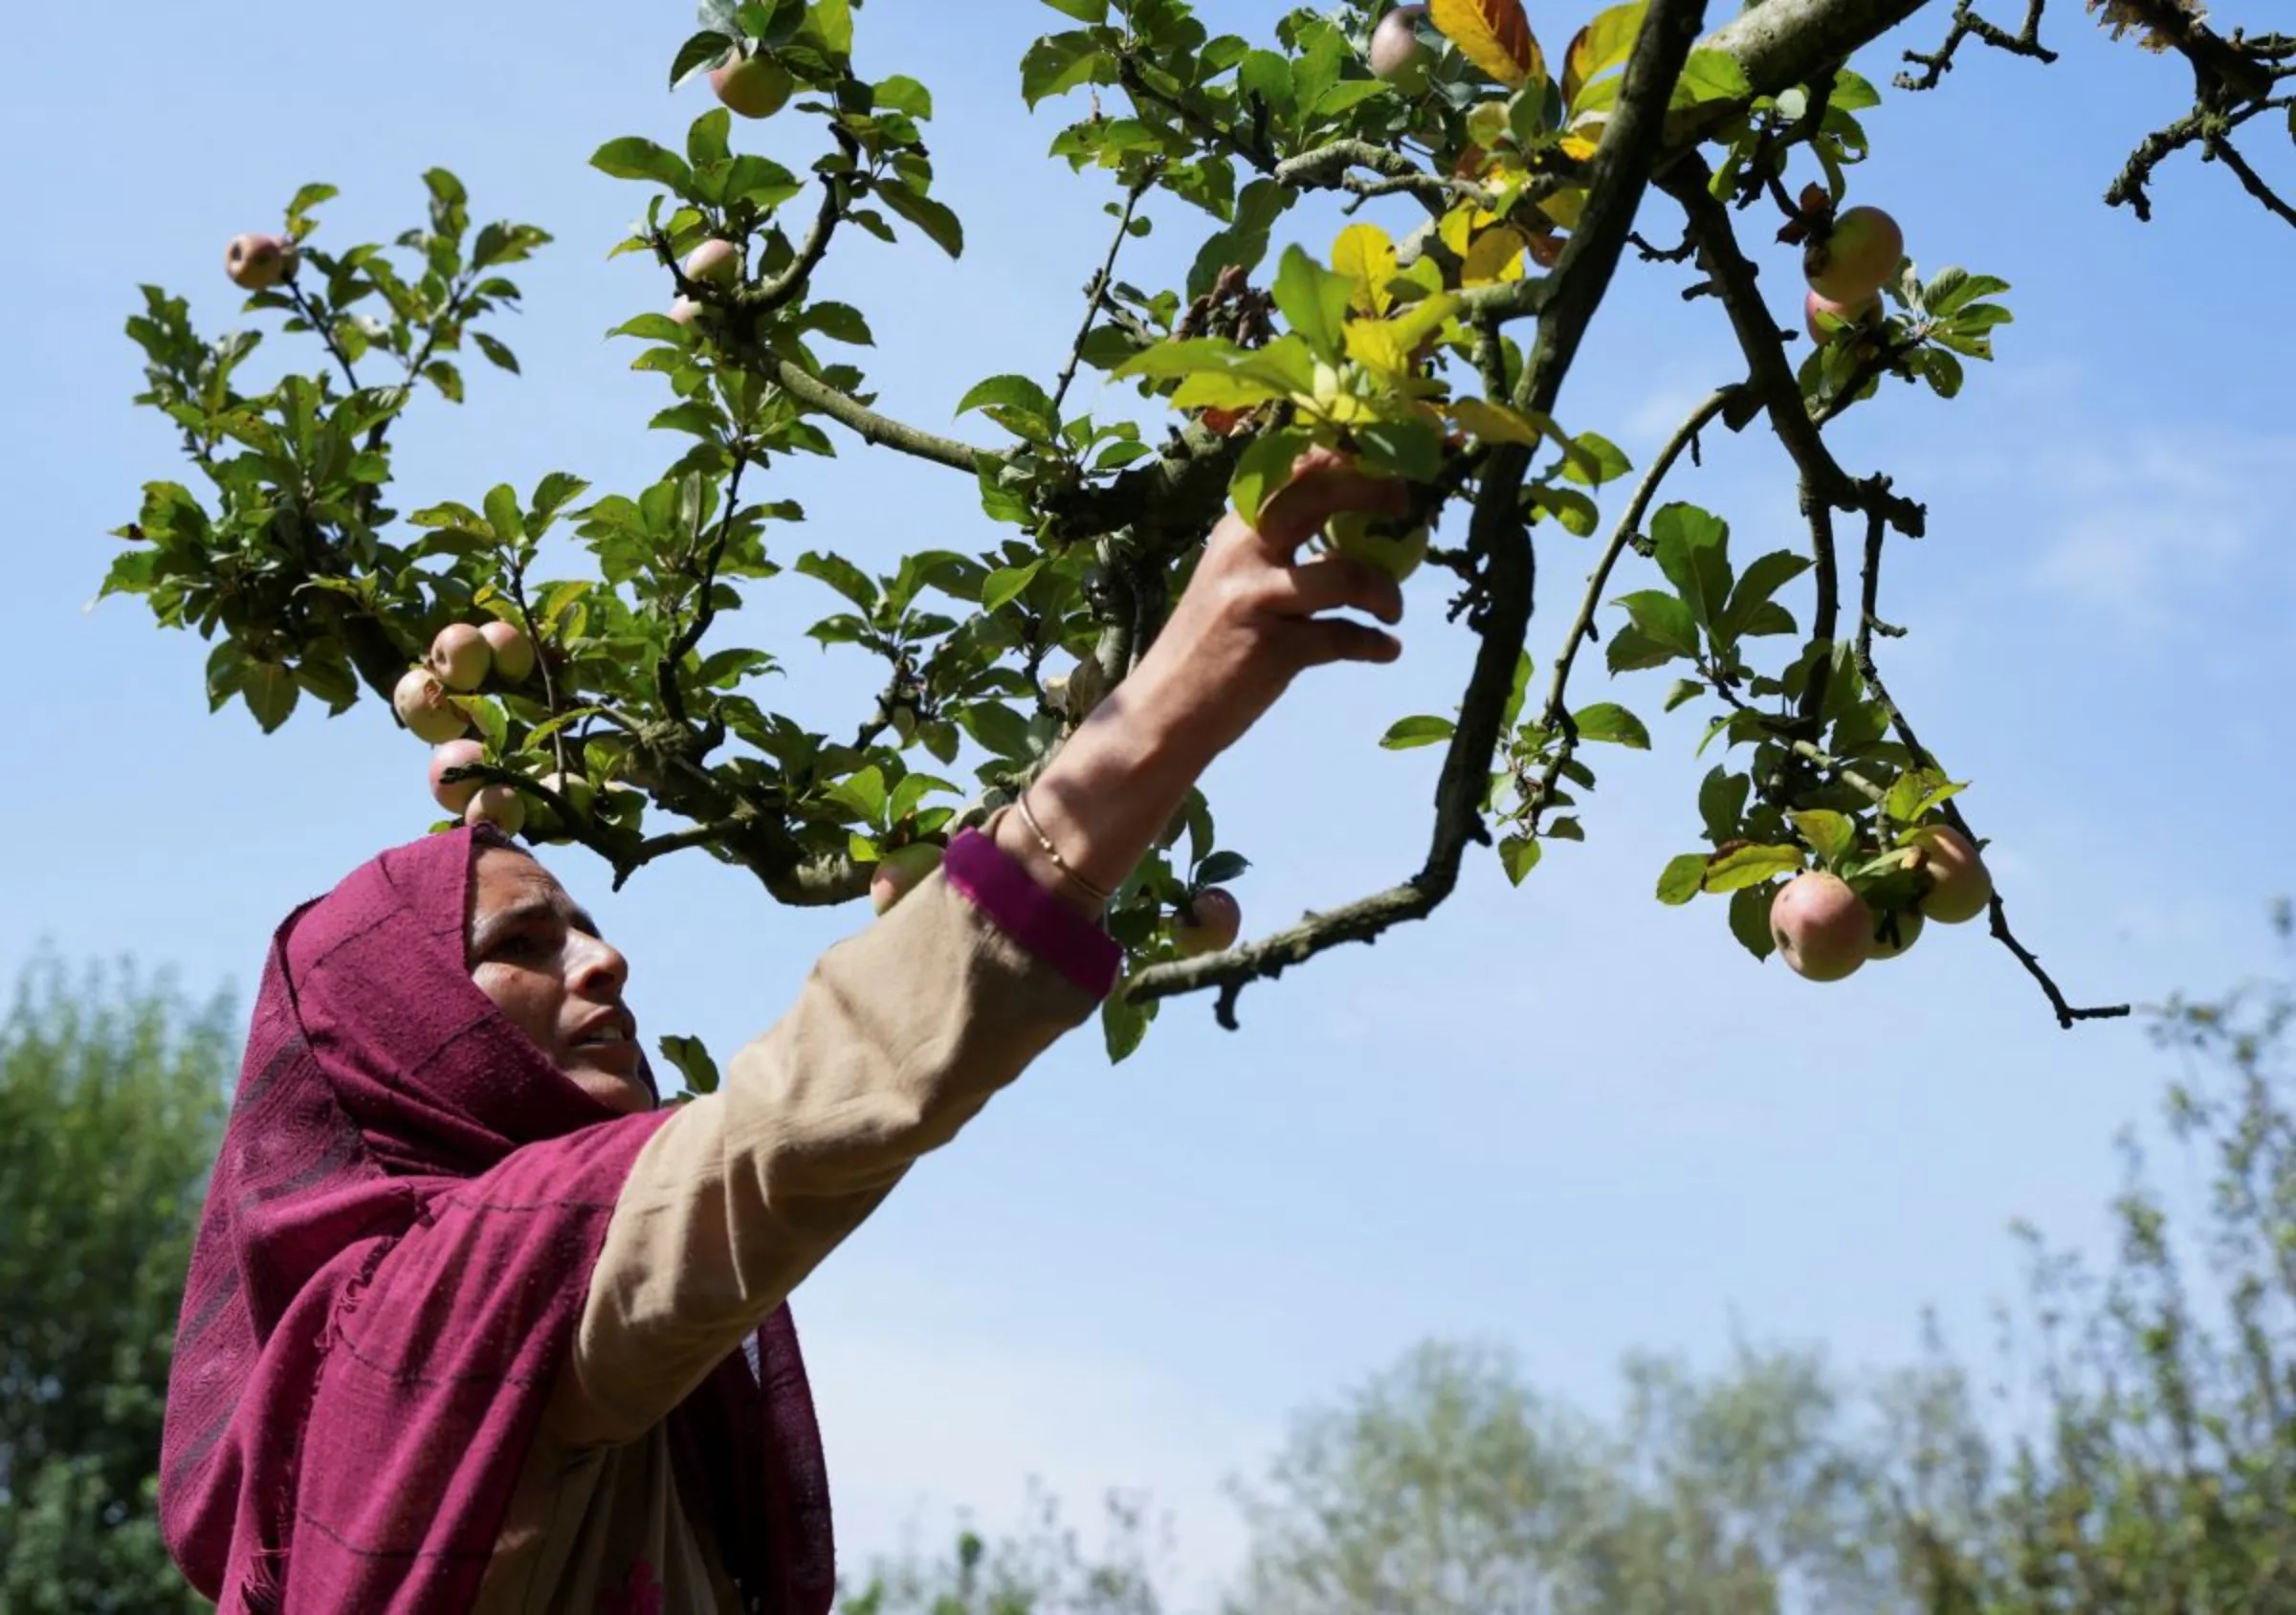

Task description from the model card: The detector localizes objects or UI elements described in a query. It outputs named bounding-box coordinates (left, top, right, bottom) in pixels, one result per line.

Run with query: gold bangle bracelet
left=1008, top=789, right=1116, bottom=905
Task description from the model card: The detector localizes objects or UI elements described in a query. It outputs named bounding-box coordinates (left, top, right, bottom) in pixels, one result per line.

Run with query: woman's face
left=466, top=847, right=653, bottom=1115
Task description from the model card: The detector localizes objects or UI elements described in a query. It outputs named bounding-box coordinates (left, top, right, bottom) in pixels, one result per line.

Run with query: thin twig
left=1896, top=0, right=2058, bottom=92
left=1050, top=166, right=1159, bottom=416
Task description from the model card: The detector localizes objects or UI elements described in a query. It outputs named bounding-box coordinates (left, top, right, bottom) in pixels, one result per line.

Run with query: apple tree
left=99, top=0, right=2294, bottom=1073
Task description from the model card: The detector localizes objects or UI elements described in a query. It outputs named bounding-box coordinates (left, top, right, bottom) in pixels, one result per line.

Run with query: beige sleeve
left=555, top=867, right=1099, bottom=1448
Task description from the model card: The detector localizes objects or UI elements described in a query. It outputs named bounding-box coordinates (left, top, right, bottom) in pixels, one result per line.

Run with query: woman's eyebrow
left=472, top=898, right=563, bottom=947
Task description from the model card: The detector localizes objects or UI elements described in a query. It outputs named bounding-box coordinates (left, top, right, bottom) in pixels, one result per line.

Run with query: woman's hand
left=991, top=448, right=1414, bottom=916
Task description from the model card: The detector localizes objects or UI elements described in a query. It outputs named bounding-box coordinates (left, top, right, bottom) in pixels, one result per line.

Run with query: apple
left=1065, top=657, right=1110, bottom=722
left=1175, top=888, right=1243, bottom=958
left=393, top=668, right=469, bottom=744
left=685, top=238, right=740, bottom=285
left=1323, top=509, right=1428, bottom=583
left=225, top=233, right=298, bottom=291
left=1770, top=872, right=1872, bottom=983
left=463, top=785, right=526, bottom=836
left=479, top=620, right=535, bottom=683
left=1369, top=6, right=1429, bottom=90
left=428, top=740, right=488, bottom=814
left=871, top=843, right=945, bottom=915
left=1805, top=288, right=1881, bottom=344
left=711, top=51, right=794, bottom=119
left=1866, top=905, right=1925, bottom=962
left=429, top=624, right=493, bottom=692
left=670, top=297, right=705, bottom=327
left=1803, top=205, right=1905, bottom=304
left=1910, top=825, right=1992, bottom=924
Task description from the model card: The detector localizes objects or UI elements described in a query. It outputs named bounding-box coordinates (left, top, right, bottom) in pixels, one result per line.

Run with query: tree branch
left=766, top=357, right=994, bottom=471
left=1051, top=166, right=1159, bottom=417
left=1896, top=0, right=2058, bottom=91
left=1126, top=0, right=1713, bottom=1024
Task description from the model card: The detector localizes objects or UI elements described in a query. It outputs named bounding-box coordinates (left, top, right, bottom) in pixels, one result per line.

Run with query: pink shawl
left=158, top=824, right=834, bottom=1612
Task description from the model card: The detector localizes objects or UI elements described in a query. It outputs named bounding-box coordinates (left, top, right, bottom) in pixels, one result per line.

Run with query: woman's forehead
left=474, top=847, right=569, bottom=909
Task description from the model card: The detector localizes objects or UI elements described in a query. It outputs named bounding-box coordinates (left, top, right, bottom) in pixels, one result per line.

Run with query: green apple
left=1175, top=889, right=1242, bottom=958
left=712, top=51, right=794, bottom=119
left=1910, top=826, right=1992, bottom=924
left=1324, top=509, right=1429, bottom=583
left=1803, top=205, right=1905, bottom=304
left=394, top=669, right=469, bottom=744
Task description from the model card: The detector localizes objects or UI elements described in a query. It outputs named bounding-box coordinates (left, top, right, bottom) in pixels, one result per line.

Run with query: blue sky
left=6, top=1, right=2292, bottom=1603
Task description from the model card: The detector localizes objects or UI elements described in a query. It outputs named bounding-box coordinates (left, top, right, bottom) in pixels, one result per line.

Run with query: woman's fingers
left=1253, top=448, right=1412, bottom=558
left=1270, top=552, right=1406, bottom=627
left=1295, top=617, right=1404, bottom=668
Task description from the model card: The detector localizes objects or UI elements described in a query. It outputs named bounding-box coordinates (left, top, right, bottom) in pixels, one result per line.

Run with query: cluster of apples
left=1769, top=825, right=1992, bottom=984
left=1800, top=203, right=1906, bottom=345
left=394, top=621, right=541, bottom=830
left=224, top=232, right=298, bottom=291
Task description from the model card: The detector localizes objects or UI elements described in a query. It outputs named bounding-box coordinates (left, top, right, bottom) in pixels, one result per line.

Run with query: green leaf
left=1651, top=502, right=1732, bottom=631
left=1572, top=701, right=1650, bottom=749
left=1791, top=808, right=1856, bottom=863
left=1102, top=990, right=1153, bottom=1063
left=1656, top=852, right=1707, bottom=906
left=981, top=561, right=1043, bottom=612
left=590, top=137, right=693, bottom=191
left=1270, top=245, right=1351, bottom=362
left=959, top=700, right=1035, bottom=761
left=1559, top=431, right=1631, bottom=488
left=1499, top=834, right=1542, bottom=885
left=656, top=1033, right=722, bottom=1095
left=1672, top=47, right=1752, bottom=105
left=1717, top=549, right=1810, bottom=647
left=1703, top=843, right=1804, bottom=894
left=483, top=484, right=525, bottom=548
left=1728, top=883, right=1777, bottom=960
left=874, top=74, right=935, bottom=117
left=242, top=663, right=299, bottom=733
left=1022, top=31, right=1112, bottom=107
left=1230, top=427, right=1312, bottom=526
left=1040, top=0, right=1107, bottom=19
left=1195, top=850, right=1251, bottom=885
left=955, top=374, right=1058, bottom=441
left=1603, top=623, right=1677, bottom=675
left=472, top=332, right=520, bottom=374
left=1612, top=590, right=1699, bottom=658
left=827, top=764, right=891, bottom=825
left=1698, top=766, right=1749, bottom=843
left=1380, top=715, right=1457, bottom=750
left=670, top=30, right=738, bottom=88
left=879, top=182, right=964, bottom=257
left=1528, top=484, right=1600, bottom=536
left=796, top=550, right=879, bottom=609
left=1663, top=677, right=1705, bottom=712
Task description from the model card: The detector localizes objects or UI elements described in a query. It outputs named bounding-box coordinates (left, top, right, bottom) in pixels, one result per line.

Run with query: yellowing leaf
left=1332, top=224, right=1399, bottom=317
left=1560, top=134, right=1600, bottom=161
left=1539, top=187, right=1585, bottom=231
left=1448, top=397, right=1560, bottom=448
left=1386, top=291, right=1457, bottom=352
left=1438, top=205, right=1478, bottom=257
left=1343, top=320, right=1413, bottom=377
left=1460, top=224, right=1528, bottom=285
left=1169, top=372, right=1291, bottom=409
left=1430, top=0, right=1543, bottom=88
left=1563, top=1, right=1646, bottom=107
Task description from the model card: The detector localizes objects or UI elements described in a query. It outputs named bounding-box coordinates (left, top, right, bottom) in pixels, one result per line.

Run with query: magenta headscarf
left=158, top=824, right=834, bottom=1613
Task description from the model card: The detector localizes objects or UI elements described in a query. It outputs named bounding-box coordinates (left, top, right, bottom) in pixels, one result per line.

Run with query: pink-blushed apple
left=870, top=843, right=944, bottom=915
left=429, top=739, right=487, bottom=814
left=225, top=233, right=298, bottom=291
left=712, top=51, right=794, bottom=119
left=525, top=771, right=592, bottom=843
left=670, top=297, right=705, bottom=328
left=1175, top=888, right=1243, bottom=958
left=1910, top=825, right=1992, bottom=924
left=1770, top=872, right=1872, bottom=982
left=1803, top=205, right=1905, bottom=304
left=394, top=668, right=470, bottom=744
left=464, top=785, right=526, bottom=836
left=1323, top=509, right=1429, bottom=583
left=428, top=624, right=492, bottom=692
left=1370, top=6, right=1429, bottom=88
left=479, top=620, right=535, bottom=683
left=1865, top=905, right=1925, bottom=962
left=685, top=239, right=740, bottom=285
left=1805, top=287, right=1881, bottom=344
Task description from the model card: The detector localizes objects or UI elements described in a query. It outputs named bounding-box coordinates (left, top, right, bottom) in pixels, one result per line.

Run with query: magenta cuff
left=942, top=829, right=1124, bottom=1000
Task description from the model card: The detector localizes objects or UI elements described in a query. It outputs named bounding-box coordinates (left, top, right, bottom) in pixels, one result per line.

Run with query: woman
left=158, top=453, right=1411, bottom=1612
